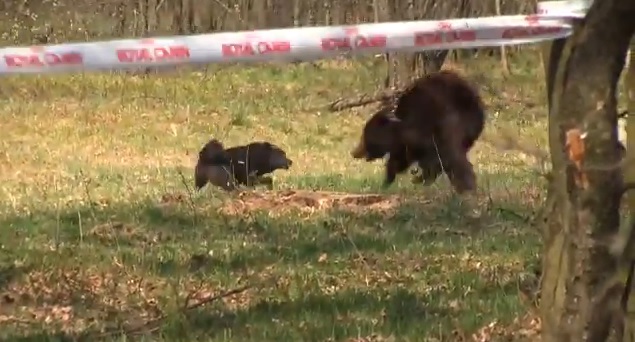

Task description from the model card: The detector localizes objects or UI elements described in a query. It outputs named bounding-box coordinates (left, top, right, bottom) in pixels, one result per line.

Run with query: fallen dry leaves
left=0, top=263, right=258, bottom=339
left=470, top=313, right=541, bottom=341
left=0, top=266, right=167, bottom=335
left=344, top=334, right=396, bottom=342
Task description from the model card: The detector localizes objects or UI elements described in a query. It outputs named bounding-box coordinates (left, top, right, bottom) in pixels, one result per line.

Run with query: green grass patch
left=0, top=52, right=548, bottom=341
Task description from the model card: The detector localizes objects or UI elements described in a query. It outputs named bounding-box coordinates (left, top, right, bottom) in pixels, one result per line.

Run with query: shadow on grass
left=169, top=287, right=450, bottom=340
left=0, top=279, right=526, bottom=341
left=0, top=263, right=33, bottom=292
left=0, top=173, right=542, bottom=341
left=0, top=189, right=537, bottom=272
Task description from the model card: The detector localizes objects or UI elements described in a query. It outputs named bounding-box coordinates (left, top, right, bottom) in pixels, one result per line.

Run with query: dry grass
left=0, top=51, right=549, bottom=341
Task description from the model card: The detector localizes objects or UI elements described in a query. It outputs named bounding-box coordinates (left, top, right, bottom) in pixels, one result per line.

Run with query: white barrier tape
left=0, top=1, right=589, bottom=75
left=537, top=0, right=590, bottom=18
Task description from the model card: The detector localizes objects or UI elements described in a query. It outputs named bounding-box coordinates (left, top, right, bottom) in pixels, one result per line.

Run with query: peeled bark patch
left=565, top=128, right=588, bottom=189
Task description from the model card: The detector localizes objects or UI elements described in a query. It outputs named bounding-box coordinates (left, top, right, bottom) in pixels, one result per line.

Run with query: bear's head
left=351, top=107, right=401, bottom=161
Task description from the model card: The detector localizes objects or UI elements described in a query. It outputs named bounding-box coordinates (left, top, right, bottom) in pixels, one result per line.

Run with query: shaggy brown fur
left=351, top=70, right=486, bottom=194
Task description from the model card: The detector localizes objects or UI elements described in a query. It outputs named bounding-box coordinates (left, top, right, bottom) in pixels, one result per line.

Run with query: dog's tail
left=198, top=138, right=231, bottom=165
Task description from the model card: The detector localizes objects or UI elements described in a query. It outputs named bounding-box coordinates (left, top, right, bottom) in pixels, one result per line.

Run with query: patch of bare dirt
left=219, top=190, right=401, bottom=217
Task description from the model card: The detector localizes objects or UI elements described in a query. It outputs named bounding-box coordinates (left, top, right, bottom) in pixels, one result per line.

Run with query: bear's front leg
left=383, top=151, right=411, bottom=188
left=253, top=175, right=274, bottom=190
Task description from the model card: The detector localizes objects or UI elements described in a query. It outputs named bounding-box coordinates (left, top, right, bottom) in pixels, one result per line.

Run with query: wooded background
left=0, top=0, right=537, bottom=87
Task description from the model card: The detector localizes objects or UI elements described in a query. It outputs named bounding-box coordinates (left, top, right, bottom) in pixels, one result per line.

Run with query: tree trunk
left=137, top=0, right=146, bottom=36
left=623, top=39, right=635, bottom=341
left=540, top=0, right=635, bottom=340
left=145, top=0, right=157, bottom=35
left=373, top=0, right=393, bottom=89
left=494, top=0, right=509, bottom=75
left=115, top=1, right=128, bottom=37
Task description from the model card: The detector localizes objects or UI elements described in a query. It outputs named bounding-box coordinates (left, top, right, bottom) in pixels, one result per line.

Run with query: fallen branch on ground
left=327, top=88, right=401, bottom=112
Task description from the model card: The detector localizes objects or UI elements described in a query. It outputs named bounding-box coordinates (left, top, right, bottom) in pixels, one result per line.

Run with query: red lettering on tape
left=414, top=29, right=476, bottom=47
left=222, top=41, right=291, bottom=57
left=343, top=26, right=359, bottom=35
left=4, top=52, right=83, bottom=68
left=415, top=19, right=476, bottom=47
left=501, top=26, right=562, bottom=39
left=525, top=15, right=540, bottom=25
left=437, top=21, right=453, bottom=30
left=501, top=27, right=562, bottom=39
left=501, top=15, right=563, bottom=39
left=321, top=34, right=387, bottom=51
left=444, top=30, right=476, bottom=43
left=116, top=46, right=190, bottom=63
left=414, top=33, right=442, bottom=46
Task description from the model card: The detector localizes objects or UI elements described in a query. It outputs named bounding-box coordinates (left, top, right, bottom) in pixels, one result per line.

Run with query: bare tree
left=540, top=0, right=635, bottom=340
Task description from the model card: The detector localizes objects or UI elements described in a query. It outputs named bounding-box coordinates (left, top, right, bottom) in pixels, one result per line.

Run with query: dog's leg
left=253, top=176, right=274, bottom=190
left=243, top=170, right=260, bottom=188
left=221, top=176, right=238, bottom=192
left=194, top=164, right=209, bottom=190
left=219, top=166, right=239, bottom=192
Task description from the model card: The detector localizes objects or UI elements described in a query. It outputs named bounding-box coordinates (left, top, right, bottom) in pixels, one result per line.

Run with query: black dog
left=195, top=139, right=293, bottom=191
left=194, top=139, right=235, bottom=191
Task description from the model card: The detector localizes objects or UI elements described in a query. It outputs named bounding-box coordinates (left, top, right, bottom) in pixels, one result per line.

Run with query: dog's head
left=351, top=107, right=401, bottom=161
left=263, top=142, right=293, bottom=170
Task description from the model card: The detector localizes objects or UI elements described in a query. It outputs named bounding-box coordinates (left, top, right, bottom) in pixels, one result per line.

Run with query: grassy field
left=0, top=51, right=550, bottom=341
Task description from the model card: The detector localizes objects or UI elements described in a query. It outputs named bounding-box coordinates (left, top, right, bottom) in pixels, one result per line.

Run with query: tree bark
left=541, top=0, right=635, bottom=341
left=145, top=0, right=157, bottom=35
left=494, top=0, right=509, bottom=75
left=623, top=39, right=635, bottom=342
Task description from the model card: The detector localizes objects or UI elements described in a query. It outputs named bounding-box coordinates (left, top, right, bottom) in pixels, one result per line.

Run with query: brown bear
left=195, top=138, right=293, bottom=191
left=351, top=69, right=486, bottom=194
